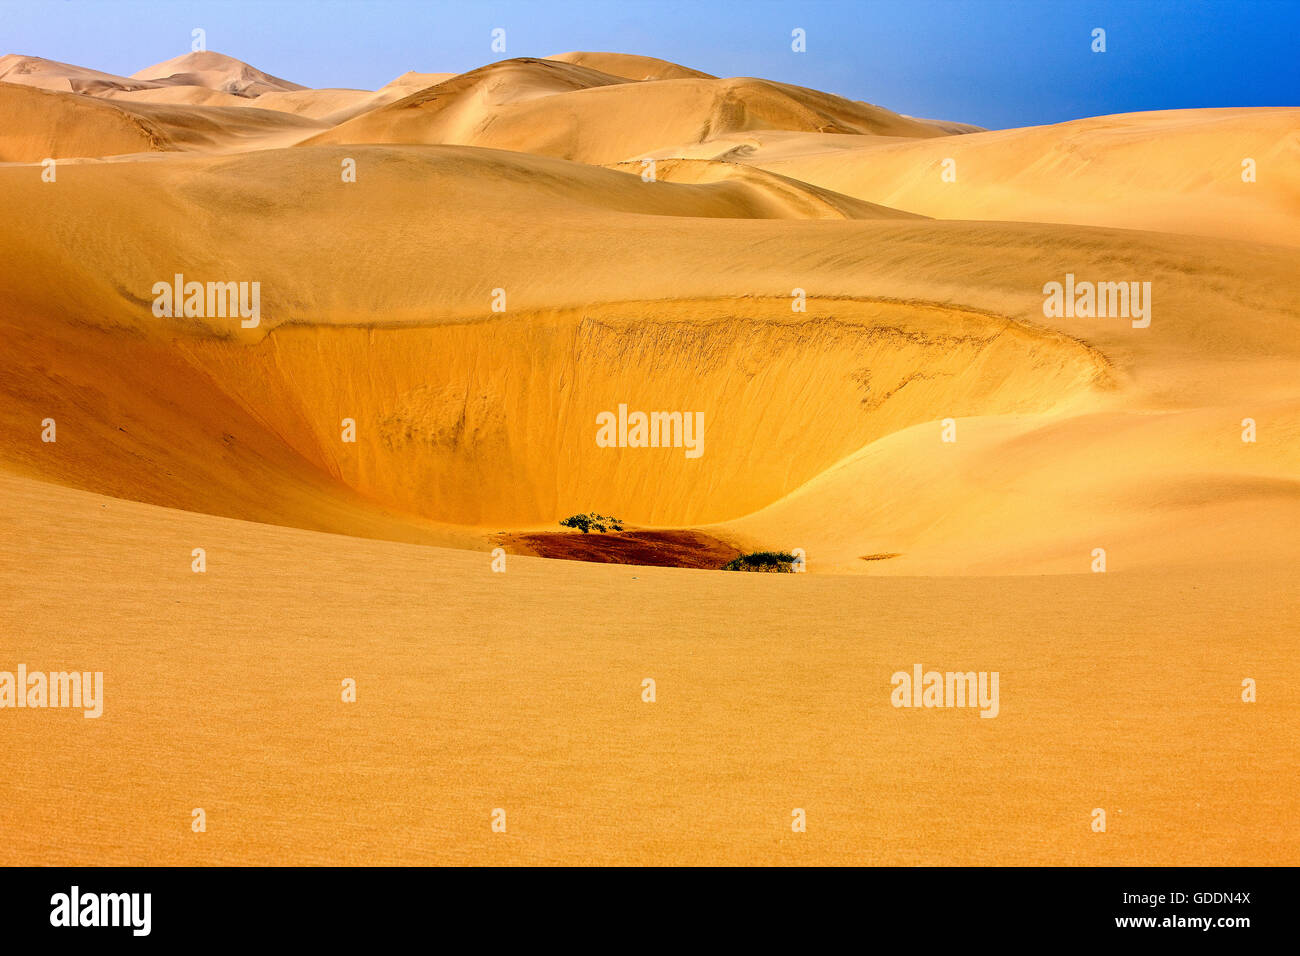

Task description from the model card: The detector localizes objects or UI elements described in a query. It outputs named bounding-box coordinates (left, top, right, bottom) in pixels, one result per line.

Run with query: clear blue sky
left=3, top=0, right=1297, bottom=129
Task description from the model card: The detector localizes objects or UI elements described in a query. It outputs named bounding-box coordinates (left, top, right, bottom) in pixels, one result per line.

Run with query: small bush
left=721, top=551, right=797, bottom=572
left=559, top=512, right=625, bottom=534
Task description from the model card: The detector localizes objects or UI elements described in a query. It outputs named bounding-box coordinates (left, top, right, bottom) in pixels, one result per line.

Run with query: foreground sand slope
left=1, top=471, right=1294, bottom=865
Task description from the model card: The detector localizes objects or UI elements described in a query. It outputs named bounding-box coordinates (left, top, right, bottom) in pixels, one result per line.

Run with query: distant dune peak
left=0, top=53, right=159, bottom=94
left=131, top=49, right=306, bottom=97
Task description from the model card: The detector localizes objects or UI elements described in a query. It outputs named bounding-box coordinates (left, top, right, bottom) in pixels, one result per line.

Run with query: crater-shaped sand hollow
left=179, top=297, right=1110, bottom=527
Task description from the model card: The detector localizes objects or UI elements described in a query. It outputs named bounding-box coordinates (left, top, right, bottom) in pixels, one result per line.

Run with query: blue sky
left=2, top=0, right=1297, bottom=129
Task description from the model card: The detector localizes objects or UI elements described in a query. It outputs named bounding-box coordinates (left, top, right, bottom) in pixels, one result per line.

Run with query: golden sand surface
left=2, top=473, right=1295, bottom=865
left=0, top=48, right=1295, bottom=864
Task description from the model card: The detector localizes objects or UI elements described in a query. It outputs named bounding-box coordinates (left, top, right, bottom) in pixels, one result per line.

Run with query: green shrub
left=559, top=512, right=625, bottom=534
left=721, top=551, right=797, bottom=572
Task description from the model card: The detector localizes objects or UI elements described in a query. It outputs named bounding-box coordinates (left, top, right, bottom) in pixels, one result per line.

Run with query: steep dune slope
left=0, top=82, right=167, bottom=160
left=308, top=57, right=961, bottom=163
left=176, top=298, right=1102, bottom=527
left=0, top=144, right=1052, bottom=530
left=0, top=299, right=470, bottom=546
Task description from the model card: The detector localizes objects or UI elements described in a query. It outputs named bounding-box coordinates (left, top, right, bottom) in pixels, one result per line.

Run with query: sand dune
left=131, top=50, right=306, bottom=97
left=1, top=45, right=1296, bottom=866
left=99, top=84, right=258, bottom=108
left=660, top=108, right=1300, bottom=246
left=249, top=87, right=413, bottom=124
left=106, top=99, right=327, bottom=151
left=604, top=157, right=927, bottom=220
left=308, top=57, right=961, bottom=163
left=0, top=82, right=168, bottom=161
left=381, top=70, right=458, bottom=91
left=0, top=73, right=327, bottom=161
left=0, top=53, right=159, bottom=94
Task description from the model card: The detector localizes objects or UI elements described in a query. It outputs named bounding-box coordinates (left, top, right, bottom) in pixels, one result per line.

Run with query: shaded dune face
left=241, top=303, right=1105, bottom=526
left=0, top=306, right=452, bottom=544
left=1, top=295, right=1105, bottom=530
left=0, top=82, right=168, bottom=161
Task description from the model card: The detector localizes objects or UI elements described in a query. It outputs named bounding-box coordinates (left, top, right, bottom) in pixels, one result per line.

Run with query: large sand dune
left=308, top=57, right=960, bottom=162
left=654, top=108, right=1300, bottom=246
left=0, top=53, right=162, bottom=94
left=0, top=47, right=1296, bottom=865
left=131, top=50, right=307, bottom=97
left=0, top=81, right=327, bottom=160
left=0, top=82, right=167, bottom=161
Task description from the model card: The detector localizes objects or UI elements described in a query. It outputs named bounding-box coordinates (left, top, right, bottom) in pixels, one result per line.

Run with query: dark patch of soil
left=499, top=529, right=743, bottom=570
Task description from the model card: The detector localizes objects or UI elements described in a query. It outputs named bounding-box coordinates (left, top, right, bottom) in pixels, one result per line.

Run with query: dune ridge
left=306, top=57, right=963, bottom=163
left=131, top=50, right=307, bottom=96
